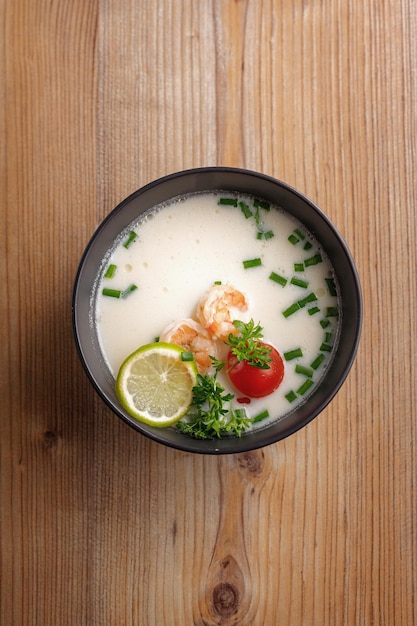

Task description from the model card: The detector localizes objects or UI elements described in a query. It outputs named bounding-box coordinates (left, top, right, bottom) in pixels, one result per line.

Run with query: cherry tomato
left=227, top=343, right=284, bottom=398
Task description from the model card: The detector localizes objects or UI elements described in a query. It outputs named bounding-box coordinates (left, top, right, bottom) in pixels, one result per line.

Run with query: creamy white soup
left=94, top=191, right=340, bottom=430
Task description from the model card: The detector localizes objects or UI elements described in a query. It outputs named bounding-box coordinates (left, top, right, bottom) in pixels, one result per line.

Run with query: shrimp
left=160, top=318, right=217, bottom=374
left=195, top=283, right=249, bottom=341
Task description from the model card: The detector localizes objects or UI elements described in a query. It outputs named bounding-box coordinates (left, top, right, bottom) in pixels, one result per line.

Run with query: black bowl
left=72, top=167, right=362, bottom=453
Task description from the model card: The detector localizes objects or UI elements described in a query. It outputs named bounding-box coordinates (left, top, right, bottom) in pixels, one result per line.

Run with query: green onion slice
left=104, top=264, right=117, bottom=279
left=326, top=306, right=338, bottom=318
left=239, top=201, right=253, bottom=218
left=297, top=379, right=314, bottom=396
left=243, top=258, right=262, bottom=269
left=297, top=292, right=318, bottom=308
left=325, top=277, right=337, bottom=296
left=320, top=343, right=332, bottom=352
left=290, top=277, right=308, bottom=288
left=269, top=272, right=287, bottom=287
left=304, top=253, right=323, bottom=266
left=123, top=231, right=137, bottom=249
left=293, top=228, right=305, bottom=240
left=121, top=284, right=138, bottom=298
left=252, top=409, right=270, bottom=423
left=256, top=230, right=274, bottom=240
left=218, top=197, right=238, bottom=206
left=282, top=292, right=318, bottom=317
left=284, top=348, right=303, bottom=361
left=285, top=390, right=297, bottom=403
left=102, top=288, right=121, bottom=298
left=282, top=302, right=300, bottom=318
left=295, top=364, right=314, bottom=377
left=310, top=354, right=325, bottom=370
left=253, top=199, right=270, bottom=210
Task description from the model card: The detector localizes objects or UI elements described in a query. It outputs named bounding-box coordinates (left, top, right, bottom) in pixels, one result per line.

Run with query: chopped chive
left=243, top=257, right=262, bottom=269
left=297, top=292, right=318, bottom=308
left=154, top=336, right=160, bottom=342
left=290, top=277, right=308, bottom=288
left=308, top=306, right=320, bottom=316
left=320, top=342, right=333, bottom=352
left=121, top=284, right=138, bottom=298
left=285, top=390, right=298, bottom=403
left=303, top=241, right=313, bottom=250
left=310, top=354, right=325, bottom=370
left=269, top=272, right=287, bottom=287
left=252, top=409, right=270, bottom=423
left=181, top=351, right=194, bottom=362
left=294, top=262, right=304, bottom=272
left=284, top=348, right=303, bottom=361
left=320, top=319, right=331, bottom=328
left=325, top=331, right=333, bottom=343
left=326, top=306, right=338, bottom=318
left=214, top=280, right=222, bottom=285
left=218, top=197, right=238, bottom=206
left=123, top=231, right=137, bottom=249
left=256, top=230, right=274, bottom=240
left=304, top=253, right=323, bottom=266
left=282, top=302, right=300, bottom=318
left=104, top=264, right=117, bottom=279
left=239, top=201, right=253, bottom=218
left=102, top=288, right=121, bottom=298
left=325, top=277, right=337, bottom=296
left=295, top=364, right=314, bottom=377
left=294, top=228, right=305, bottom=240
left=288, top=234, right=300, bottom=245
left=283, top=293, right=317, bottom=316
left=253, top=199, right=270, bottom=210
left=297, top=379, right=314, bottom=395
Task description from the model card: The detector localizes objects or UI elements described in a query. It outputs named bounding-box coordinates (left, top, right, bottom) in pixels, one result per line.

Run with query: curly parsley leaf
left=177, top=359, right=252, bottom=439
left=227, top=319, right=272, bottom=369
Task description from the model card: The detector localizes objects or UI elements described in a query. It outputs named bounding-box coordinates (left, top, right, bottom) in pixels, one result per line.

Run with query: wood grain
left=1, top=0, right=416, bottom=624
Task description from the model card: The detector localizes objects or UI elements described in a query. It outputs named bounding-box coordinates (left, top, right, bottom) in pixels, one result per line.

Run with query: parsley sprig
left=227, top=319, right=272, bottom=370
left=176, top=321, right=273, bottom=440
left=177, top=359, right=252, bottom=439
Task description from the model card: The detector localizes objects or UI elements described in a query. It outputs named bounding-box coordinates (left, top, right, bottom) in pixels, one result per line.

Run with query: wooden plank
left=1, top=0, right=416, bottom=624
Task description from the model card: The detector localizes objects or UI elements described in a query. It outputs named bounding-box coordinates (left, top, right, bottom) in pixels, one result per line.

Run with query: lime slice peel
left=116, top=342, right=197, bottom=427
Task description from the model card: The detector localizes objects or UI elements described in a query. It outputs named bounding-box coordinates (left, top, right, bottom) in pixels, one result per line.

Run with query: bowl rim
left=72, top=166, right=363, bottom=454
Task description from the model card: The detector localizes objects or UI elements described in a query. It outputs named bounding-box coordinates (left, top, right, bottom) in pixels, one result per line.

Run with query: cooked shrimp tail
left=196, top=283, right=249, bottom=341
left=159, top=318, right=218, bottom=374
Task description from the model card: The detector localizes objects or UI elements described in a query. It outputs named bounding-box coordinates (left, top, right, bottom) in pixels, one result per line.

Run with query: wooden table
left=1, top=1, right=416, bottom=624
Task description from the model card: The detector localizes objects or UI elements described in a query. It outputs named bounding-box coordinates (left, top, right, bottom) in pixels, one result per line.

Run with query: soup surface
left=94, top=191, right=340, bottom=429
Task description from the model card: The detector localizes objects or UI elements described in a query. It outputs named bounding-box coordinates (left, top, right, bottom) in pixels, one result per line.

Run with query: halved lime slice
left=115, top=342, right=198, bottom=427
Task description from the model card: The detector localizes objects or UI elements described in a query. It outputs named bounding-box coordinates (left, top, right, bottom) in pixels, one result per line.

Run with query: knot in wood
left=43, top=430, right=58, bottom=449
left=236, top=450, right=264, bottom=476
left=212, top=582, right=239, bottom=617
